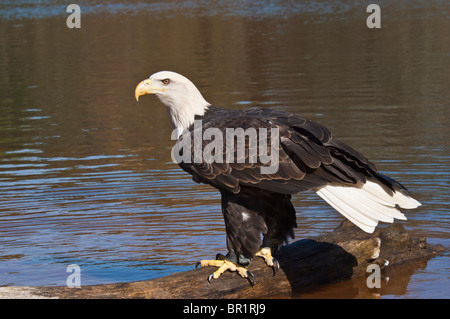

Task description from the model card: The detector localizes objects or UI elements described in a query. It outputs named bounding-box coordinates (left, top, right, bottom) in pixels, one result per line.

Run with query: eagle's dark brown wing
left=177, top=106, right=379, bottom=195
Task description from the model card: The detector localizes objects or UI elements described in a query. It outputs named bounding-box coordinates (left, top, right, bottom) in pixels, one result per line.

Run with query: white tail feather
left=316, top=180, right=421, bottom=233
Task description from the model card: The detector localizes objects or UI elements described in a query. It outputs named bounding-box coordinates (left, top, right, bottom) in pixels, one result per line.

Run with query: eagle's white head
left=135, top=71, right=210, bottom=134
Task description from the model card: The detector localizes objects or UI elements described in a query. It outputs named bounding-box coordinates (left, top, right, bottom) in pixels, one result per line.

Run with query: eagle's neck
left=159, top=88, right=210, bottom=136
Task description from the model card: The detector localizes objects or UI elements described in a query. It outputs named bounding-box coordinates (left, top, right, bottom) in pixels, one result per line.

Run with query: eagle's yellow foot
left=195, top=259, right=255, bottom=286
left=255, top=247, right=280, bottom=276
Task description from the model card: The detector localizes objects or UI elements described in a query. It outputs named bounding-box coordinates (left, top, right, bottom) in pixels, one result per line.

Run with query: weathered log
left=0, top=220, right=444, bottom=299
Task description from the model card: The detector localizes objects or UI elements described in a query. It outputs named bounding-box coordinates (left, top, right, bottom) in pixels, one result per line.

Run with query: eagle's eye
left=162, top=79, right=171, bottom=85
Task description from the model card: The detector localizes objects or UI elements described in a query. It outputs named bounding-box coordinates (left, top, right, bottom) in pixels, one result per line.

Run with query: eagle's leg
left=255, top=237, right=280, bottom=276
left=195, top=251, right=255, bottom=286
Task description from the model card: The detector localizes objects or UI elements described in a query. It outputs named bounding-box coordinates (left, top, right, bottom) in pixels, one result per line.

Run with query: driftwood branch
left=0, top=220, right=444, bottom=299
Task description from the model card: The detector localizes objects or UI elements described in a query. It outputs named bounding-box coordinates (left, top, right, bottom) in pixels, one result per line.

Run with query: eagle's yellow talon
left=196, top=259, right=226, bottom=268
left=255, top=247, right=279, bottom=275
left=196, top=258, right=255, bottom=285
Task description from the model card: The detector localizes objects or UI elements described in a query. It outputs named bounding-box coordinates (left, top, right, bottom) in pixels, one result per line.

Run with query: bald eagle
left=135, top=71, right=421, bottom=285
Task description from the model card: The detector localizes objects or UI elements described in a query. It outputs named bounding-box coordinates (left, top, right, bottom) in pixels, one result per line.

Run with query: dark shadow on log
left=0, top=220, right=445, bottom=299
left=276, top=239, right=357, bottom=294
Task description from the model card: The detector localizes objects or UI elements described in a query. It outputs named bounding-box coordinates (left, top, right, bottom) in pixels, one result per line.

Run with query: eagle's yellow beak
left=135, top=79, right=154, bottom=102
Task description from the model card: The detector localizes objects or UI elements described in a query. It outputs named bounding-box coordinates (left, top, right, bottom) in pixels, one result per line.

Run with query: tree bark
left=0, top=220, right=444, bottom=299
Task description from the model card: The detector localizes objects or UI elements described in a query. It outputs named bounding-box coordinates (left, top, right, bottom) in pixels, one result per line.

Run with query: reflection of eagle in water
left=135, top=71, right=421, bottom=285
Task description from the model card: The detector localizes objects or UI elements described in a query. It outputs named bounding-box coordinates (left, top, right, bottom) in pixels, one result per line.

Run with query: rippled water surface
left=0, top=1, right=449, bottom=298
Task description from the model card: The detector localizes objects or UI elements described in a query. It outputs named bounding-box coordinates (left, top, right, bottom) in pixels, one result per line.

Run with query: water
left=0, top=1, right=449, bottom=298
